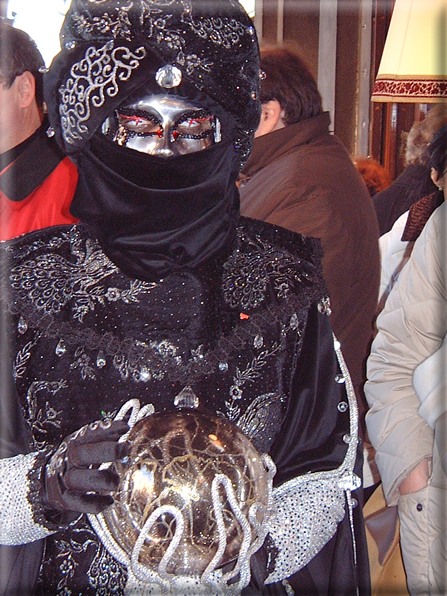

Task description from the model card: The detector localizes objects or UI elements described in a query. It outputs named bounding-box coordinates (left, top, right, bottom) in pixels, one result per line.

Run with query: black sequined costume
left=0, top=1, right=369, bottom=594
left=0, top=218, right=369, bottom=594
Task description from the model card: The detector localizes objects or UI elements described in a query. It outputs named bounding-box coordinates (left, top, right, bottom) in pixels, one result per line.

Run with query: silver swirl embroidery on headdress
left=59, top=41, right=147, bottom=145
left=188, top=16, right=247, bottom=50
left=71, top=6, right=134, bottom=41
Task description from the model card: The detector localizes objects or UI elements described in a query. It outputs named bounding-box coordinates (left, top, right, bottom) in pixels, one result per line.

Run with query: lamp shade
left=372, top=0, right=447, bottom=102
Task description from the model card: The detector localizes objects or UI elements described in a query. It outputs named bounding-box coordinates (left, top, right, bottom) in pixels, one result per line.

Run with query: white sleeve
left=365, top=203, right=446, bottom=505
left=378, top=210, right=410, bottom=304
left=0, top=453, right=55, bottom=545
left=413, top=333, right=447, bottom=429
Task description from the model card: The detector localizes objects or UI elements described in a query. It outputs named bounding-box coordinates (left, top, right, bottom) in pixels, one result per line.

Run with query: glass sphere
left=102, top=409, right=270, bottom=577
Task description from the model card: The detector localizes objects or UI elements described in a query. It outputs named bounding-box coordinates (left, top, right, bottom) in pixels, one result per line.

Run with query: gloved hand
left=42, top=419, right=129, bottom=520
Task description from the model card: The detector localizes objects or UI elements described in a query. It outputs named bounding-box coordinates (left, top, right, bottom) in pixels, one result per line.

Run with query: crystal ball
left=102, top=409, right=270, bottom=576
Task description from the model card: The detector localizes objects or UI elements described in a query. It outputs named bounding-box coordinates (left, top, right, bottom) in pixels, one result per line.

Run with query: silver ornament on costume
left=155, top=64, right=183, bottom=89
left=98, top=409, right=275, bottom=591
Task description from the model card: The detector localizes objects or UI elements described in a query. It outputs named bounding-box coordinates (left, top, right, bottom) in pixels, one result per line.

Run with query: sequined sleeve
left=0, top=453, right=55, bottom=545
left=265, top=468, right=356, bottom=583
left=265, top=316, right=361, bottom=584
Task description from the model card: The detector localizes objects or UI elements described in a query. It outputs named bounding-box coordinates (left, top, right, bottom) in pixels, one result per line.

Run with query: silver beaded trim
left=0, top=453, right=54, bottom=546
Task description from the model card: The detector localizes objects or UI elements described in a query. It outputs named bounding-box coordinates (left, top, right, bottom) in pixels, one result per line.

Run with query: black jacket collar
left=0, top=121, right=65, bottom=202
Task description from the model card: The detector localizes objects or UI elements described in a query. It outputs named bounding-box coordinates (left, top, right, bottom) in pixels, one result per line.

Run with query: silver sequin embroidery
left=59, top=41, right=147, bottom=145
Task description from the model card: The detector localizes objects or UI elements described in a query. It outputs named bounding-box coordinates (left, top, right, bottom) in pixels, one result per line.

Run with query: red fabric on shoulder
left=0, top=157, right=79, bottom=241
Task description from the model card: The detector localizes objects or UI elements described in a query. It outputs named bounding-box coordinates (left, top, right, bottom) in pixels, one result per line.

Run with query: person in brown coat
left=239, top=47, right=380, bottom=426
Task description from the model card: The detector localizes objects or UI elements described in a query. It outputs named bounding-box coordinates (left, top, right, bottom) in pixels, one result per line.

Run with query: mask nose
left=151, top=126, right=175, bottom=157
left=153, top=146, right=174, bottom=157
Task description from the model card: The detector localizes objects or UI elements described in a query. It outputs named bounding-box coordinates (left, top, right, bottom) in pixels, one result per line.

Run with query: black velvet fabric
left=70, top=128, right=241, bottom=281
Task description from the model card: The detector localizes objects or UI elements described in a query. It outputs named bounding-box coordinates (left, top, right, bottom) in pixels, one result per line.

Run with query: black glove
left=42, top=419, right=129, bottom=519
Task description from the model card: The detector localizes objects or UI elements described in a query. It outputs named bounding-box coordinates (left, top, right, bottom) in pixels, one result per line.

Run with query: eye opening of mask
left=115, top=107, right=163, bottom=138
left=173, top=109, right=217, bottom=141
left=114, top=107, right=218, bottom=143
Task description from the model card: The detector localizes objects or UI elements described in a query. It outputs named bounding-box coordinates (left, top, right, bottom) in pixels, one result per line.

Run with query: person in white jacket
left=365, top=124, right=447, bottom=595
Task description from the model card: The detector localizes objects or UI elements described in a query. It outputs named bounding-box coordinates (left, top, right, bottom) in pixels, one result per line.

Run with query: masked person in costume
left=0, top=1, right=370, bottom=594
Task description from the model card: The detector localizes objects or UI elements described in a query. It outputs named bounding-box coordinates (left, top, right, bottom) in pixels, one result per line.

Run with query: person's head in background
left=255, top=47, right=323, bottom=138
left=404, top=104, right=447, bottom=168
left=0, top=21, right=45, bottom=155
left=353, top=156, right=391, bottom=197
left=428, top=124, right=447, bottom=195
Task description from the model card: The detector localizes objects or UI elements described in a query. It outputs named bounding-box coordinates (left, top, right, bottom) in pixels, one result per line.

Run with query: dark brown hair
left=0, top=21, right=45, bottom=111
left=259, top=47, right=322, bottom=125
left=428, top=124, right=447, bottom=179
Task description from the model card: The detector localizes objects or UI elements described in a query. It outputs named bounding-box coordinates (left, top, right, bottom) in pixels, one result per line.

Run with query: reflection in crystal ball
left=103, top=409, right=271, bottom=577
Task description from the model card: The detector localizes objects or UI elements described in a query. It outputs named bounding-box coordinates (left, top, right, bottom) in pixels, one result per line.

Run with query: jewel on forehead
left=155, top=64, right=183, bottom=89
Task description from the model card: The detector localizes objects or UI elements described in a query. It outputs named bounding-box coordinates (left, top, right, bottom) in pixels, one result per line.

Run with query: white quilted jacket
left=365, top=200, right=446, bottom=505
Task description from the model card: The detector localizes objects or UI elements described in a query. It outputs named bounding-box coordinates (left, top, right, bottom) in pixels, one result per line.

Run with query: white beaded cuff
left=0, top=453, right=55, bottom=545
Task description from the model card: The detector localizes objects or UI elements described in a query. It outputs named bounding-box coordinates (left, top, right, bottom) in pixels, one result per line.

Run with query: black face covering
left=70, top=131, right=241, bottom=281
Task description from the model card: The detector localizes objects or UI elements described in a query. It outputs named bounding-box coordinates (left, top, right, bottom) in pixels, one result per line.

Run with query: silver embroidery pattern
left=112, top=339, right=181, bottom=384
left=188, top=15, right=247, bottom=50
left=24, top=381, right=66, bottom=450
left=13, top=339, right=37, bottom=379
left=71, top=3, right=134, bottom=41
left=222, top=231, right=312, bottom=310
left=59, top=41, right=147, bottom=145
left=71, top=347, right=97, bottom=380
left=237, top=392, right=285, bottom=443
left=226, top=342, right=282, bottom=421
left=9, top=227, right=156, bottom=322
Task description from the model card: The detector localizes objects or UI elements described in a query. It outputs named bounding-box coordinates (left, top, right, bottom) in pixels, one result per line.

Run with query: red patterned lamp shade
left=372, top=0, right=447, bottom=103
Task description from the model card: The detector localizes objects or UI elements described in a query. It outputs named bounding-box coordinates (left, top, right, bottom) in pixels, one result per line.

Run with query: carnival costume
left=0, top=1, right=369, bottom=594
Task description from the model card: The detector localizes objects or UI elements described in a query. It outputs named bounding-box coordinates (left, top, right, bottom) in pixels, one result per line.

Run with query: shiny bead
left=335, top=374, right=345, bottom=384
left=290, top=313, right=298, bottom=329
left=254, top=335, right=264, bottom=349
left=96, top=350, right=106, bottom=368
left=55, top=339, right=66, bottom=357
left=334, top=339, right=341, bottom=351
left=337, top=401, right=348, bottom=412
left=155, top=64, right=183, bottom=89
left=416, top=503, right=423, bottom=512
left=219, top=362, right=229, bottom=372
left=65, top=41, right=77, bottom=50
left=174, top=385, right=199, bottom=409
left=18, top=316, right=28, bottom=335
left=351, top=498, right=358, bottom=508
left=343, top=434, right=351, bottom=444
left=139, top=367, right=151, bottom=382
left=318, top=296, right=332, bottom=316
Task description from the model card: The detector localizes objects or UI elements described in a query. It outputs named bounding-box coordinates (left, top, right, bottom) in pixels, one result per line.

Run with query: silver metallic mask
left=102, top=93, right=221, bottom=157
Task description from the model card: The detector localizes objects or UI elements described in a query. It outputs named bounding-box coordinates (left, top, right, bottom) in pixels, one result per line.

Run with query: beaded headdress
left=45, top=0, right=261, bottom=164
